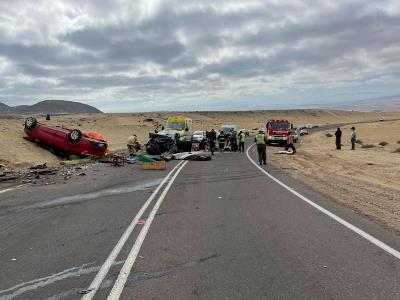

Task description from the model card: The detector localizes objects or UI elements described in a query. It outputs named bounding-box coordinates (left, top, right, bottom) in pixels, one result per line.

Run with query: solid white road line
left=0, top=185, right=25, bottom=195
left=81, top=161, right=185, bottom=300
left=107, top=160, right=189, bottom=300
left=246, top=144, right=400, bottom=260
left=0, top=188, right=15, bottom=194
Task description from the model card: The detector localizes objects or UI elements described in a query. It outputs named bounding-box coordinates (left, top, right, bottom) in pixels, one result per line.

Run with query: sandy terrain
left=1, top=109, right=399, bottom=169
left=268, top=120, right=400, bottom=234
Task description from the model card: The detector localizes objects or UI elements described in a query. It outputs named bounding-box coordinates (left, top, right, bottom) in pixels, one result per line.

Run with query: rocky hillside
left=0, top=100, right=102, bottom=115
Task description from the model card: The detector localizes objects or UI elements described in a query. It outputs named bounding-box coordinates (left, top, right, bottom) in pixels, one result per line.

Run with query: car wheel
left=25, top=117, right=37, bottom=130
left=68, top=129, right=82, bottom=144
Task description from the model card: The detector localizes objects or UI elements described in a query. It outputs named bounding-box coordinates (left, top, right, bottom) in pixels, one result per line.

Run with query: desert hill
left=0, top=102, right=10, bottom=111
left=322, top=95, right=400, bottom=111
left=0, top=100, right=102, bottom=115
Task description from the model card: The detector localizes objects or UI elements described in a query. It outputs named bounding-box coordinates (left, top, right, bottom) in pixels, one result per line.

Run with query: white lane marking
left=81, top=161, right=185, bottom=300
left=107, top=161, right=189, bottom=300
left=246, top=144, right=400, bottom=260
left=0, top=261, right=124, bottom=300
left=0, top=185, right=24, bottom=195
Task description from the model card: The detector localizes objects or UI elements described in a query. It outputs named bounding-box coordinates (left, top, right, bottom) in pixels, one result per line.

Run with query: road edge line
left=107, top=160, right=189, bottom=300
left=81, top=161, right=185, bottom=300
left=246, top=144, right=400, bottom=260
left=0, top=184, right=26, bottom=195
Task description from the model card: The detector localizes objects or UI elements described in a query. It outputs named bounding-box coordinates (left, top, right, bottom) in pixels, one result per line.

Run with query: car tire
left=68, top=129, right=82, bottom=144
left=24, top=117, right=37, bottom=130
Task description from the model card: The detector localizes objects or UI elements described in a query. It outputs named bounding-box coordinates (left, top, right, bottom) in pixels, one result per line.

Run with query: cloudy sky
left=0, top=0, right=399, bottom=112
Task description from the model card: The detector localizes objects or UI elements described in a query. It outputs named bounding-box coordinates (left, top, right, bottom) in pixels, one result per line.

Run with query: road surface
left=0, top=143, right=399, bottom=299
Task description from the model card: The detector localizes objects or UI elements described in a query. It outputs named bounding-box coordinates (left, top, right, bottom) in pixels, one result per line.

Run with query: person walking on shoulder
left=350, top=126, right=356, bottom=150
left=284, top=130, right=296, bottom=154
left=238, top=131, right=246, bottom=153
left=254, top=130, right=267, bottom=165
left=335, top=128, right=342, bottom=150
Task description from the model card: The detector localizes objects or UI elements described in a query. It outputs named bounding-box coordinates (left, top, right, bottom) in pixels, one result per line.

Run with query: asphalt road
left=1, top=143, right=399, bottom=299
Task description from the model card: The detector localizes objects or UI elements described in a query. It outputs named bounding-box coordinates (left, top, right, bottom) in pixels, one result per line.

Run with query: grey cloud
left=0, top=43, right=96, bottom=67
left=61, top=74, right=178, bottom=88
left=0, top=0, right=399, bottom=110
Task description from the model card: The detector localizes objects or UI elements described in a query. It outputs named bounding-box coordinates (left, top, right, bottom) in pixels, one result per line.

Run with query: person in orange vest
left=284, top=130, right=296, bottom=154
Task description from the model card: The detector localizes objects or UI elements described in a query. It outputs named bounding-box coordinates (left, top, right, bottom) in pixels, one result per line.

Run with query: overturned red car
left=24, top=117, right=108, bottom=158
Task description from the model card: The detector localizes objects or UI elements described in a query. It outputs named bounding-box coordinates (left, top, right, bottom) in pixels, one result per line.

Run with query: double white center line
left=82, top=160, right=188, bottom=300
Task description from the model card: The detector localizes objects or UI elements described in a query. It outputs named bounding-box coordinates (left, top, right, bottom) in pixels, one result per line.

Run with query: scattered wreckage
left=0, top=162, right=89, bottom=184
left=146, top=115, right=193, bottom=155
left=145, top=133, right=192, bottom=155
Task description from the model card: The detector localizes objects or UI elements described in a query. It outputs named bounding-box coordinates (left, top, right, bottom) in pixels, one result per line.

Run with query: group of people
left=203, top=129, right=247, bottom=155
left=335, top=126, right=357, bottom=150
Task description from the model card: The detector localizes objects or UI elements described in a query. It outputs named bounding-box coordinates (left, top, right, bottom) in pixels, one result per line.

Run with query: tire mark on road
left=0, top=178, right=163, bottom=215
left=0, top=261, right=124, bottom=300
left=46, top=254, right=220, bottom=300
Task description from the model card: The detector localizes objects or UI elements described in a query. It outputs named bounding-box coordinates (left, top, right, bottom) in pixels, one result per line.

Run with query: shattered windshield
left=166, top=122, right=185, bottom=131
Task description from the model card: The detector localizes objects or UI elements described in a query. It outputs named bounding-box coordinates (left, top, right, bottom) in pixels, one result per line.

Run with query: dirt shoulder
left=268, top=120, right=400, bottom=234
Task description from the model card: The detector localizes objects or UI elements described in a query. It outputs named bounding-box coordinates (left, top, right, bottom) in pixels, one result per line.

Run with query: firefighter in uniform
left=218, top=131, right=226, bottom=152
left=207, top=129, right=217, bottom=155
left=254, top=130, right=267, bottom=165
left=127, top=134, right=141, bottom=155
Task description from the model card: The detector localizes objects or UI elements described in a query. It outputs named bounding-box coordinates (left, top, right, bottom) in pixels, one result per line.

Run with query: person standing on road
left=284, top=131, right=296, bottom=154
left=199, top=137, right=207, bottom=151
left=238, top=131, right=246, bottom=153
left=350, top=126, right=357, bottom=150
left=218, top=131, right=226, bottom=152
left=207, top=129, right=217, bottom=155
left=254, top=130, right=267, bottom=165
left=335, top=128, right=342, bottom=150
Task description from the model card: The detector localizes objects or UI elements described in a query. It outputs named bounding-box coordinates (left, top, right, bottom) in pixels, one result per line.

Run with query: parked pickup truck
left=24, top=117, right=108, bottom=158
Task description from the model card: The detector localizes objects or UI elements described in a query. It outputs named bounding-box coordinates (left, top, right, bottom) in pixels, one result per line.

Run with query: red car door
left=35, top=125, right=56, bottom=147
left=53, top=129, right=70, bottom=152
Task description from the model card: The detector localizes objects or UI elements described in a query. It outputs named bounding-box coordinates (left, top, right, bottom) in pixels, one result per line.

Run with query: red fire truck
left=266, top=119, right=293, bottom=145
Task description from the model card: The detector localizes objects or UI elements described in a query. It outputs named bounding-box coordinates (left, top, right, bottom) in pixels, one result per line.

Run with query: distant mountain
left=0, top=102, right=9, bottom=110
left=325, top=95, right=400, bottom=112
left=0, top=100, right=102, bottom=115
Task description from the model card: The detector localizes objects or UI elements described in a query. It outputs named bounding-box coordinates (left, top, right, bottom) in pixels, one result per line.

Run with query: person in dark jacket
left=335, top=128, right=342, bottom=150
left=199, top=138, right=207, bottom=150
left=218, top=131, right=226, bottom=152
left=206, top=129, right=217, bottom=155
left=228, top=134, right=238, bottom=152
left=350, top=126, right=357, bottom=150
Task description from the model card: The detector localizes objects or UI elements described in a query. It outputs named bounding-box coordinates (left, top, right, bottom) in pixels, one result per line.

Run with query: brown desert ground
left=1, top=109, right=399, bottom=168
left=268, top=119, right=400, bottom=234
left=1, top=109, right=399, bottom=234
